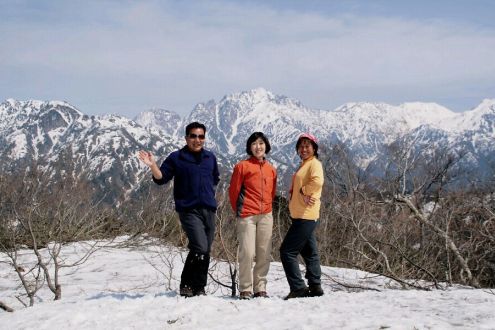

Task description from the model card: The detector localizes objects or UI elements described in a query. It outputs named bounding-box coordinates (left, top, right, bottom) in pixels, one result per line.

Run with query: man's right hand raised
left=138, top=150, right=163, bottom=180
left=138, top=150, right=155, bottom=167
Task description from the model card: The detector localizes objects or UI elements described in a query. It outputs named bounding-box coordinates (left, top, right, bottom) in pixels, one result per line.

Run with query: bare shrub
left=313, top=138, right=495, bottom=289
left=0, top=163, right=116, bottom=306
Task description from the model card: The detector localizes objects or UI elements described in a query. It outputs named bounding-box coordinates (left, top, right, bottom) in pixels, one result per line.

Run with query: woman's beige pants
left=236, top=213, right=273, bottom=293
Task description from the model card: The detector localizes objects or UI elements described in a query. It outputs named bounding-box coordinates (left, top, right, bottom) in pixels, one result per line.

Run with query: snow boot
left=180, top=252, right=196, bottom=291
left=179, top=285, right=194, bottom=298
left=254, top=291, right=269, bottom=298
left=239, top=291, right=253, bottom=300
left=191, top=253, right=210, bottom=290
left=284, top=287, right=310, bottom=300
left=309, top=284, right=324, bottom=297
left=193, top=287, right=206, bottom=296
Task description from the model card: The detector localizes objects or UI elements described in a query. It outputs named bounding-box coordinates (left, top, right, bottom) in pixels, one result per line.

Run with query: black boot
left=191, top=253, right=210, bottom=296
left=179, top=285, right=194, bottom=298
left=193, top=287, right=206, bottom=296
left=284, top=287, right=310, bottom=300
left=309, top=284, right=324, bottom=297
left=180, top=252, right=195, bottom=297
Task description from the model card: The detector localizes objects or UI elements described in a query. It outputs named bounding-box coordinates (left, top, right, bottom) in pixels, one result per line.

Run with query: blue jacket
left=153, top=146, right=220, bottom=212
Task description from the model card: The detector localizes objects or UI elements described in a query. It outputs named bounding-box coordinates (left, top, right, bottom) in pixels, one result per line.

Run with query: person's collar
left=302, top=155, right=315, bottom=163
left=182, top=145, right=203, bottom=154
left=249, top=155, right=265, bottom=164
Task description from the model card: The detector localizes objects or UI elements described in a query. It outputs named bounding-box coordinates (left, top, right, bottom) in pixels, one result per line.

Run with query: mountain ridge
left=1, top=89, right=494, bottom=204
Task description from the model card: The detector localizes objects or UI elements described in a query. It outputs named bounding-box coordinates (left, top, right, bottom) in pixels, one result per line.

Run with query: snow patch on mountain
left=134, top=108, right=182, bottom=137
left=440, top=99, right=495, bottom=134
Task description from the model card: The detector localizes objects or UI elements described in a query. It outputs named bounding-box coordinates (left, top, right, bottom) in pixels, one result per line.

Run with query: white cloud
left=1, top=1, right=494, bottom=116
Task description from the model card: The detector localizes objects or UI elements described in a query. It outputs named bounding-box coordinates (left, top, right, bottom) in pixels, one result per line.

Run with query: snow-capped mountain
left=393, top=99, right=495, bottom=184
left=143, top=88, right=494, bottom=186
left=163, top=89, right=461, bottom=165
left=0, top=99, right=179, bottom=203
left=134, top=108, right=182, bottom=137
left=1, top=90, right=494, bottom=204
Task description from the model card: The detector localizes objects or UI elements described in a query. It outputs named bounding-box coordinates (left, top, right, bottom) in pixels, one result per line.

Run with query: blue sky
left=1, top=0, right=494, bottom=117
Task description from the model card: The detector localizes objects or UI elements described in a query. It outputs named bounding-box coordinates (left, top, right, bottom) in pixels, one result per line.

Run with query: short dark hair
left=246, top=132, right=271, bottom=155
left=296, top=137, right=319, bottom=158
left=185, top=122, right=206, bottom=136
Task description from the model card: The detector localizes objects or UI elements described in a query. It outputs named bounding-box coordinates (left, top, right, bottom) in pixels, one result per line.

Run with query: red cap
left=298, top=133, right=318, bottom=145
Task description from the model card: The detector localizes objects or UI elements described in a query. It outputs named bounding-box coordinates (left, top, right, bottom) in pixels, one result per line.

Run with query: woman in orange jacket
left=229, top=132, right=277, bottom=299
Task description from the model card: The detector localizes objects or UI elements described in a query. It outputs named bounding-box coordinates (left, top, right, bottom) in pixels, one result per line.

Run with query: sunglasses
left=188, top=133, right=205, bottom=140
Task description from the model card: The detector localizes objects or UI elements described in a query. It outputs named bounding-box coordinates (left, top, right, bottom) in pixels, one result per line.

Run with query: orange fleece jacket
left=229, top=157, right=277, bottom=218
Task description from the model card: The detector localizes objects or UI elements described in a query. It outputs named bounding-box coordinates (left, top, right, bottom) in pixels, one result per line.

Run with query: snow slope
left=1, top=238, right=494, bottom=330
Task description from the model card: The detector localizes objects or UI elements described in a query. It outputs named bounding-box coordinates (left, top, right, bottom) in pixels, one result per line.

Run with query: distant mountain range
left=1, top=88, right=494, bottom=204
left=136, top=88, right=495, bottom=186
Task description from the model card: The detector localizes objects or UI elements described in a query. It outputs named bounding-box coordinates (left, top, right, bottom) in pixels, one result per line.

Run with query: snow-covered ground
left=1, top=237, right=494, bottom=330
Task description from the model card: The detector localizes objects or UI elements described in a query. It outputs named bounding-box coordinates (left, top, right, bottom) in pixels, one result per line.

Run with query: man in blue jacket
left=139, top=122, right=220, bottom=297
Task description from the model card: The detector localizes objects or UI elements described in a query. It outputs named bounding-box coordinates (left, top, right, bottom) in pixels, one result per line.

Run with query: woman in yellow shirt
left=280, top=133, right=325, bottom=299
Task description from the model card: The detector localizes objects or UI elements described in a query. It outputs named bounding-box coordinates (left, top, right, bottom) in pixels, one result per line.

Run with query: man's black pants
left=178, top=208, right=216, bottom=290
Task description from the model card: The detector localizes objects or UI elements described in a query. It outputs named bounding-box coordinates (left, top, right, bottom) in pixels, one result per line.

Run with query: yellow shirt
left=289, top=156, right=324, bottom=220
